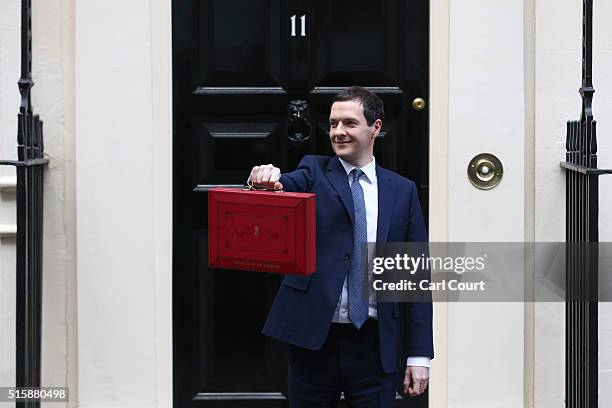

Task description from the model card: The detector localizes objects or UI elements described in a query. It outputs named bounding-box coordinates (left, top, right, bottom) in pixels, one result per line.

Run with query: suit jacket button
left=345, top=254, right=350, bottom=260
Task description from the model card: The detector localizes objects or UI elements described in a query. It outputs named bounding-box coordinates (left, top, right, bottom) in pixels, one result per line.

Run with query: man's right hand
left=249, top=164, right=283, bottom=190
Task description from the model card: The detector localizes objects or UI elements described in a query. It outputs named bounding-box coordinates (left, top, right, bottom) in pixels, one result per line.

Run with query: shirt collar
left=338, top=156, right=377, bottom=183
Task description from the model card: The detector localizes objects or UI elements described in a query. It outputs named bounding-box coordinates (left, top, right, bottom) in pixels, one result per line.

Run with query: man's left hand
left=403, top=366, right=429, bottom=397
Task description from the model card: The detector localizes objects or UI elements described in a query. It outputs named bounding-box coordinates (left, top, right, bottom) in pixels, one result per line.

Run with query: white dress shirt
left=331, top=156, right=430, bottom=369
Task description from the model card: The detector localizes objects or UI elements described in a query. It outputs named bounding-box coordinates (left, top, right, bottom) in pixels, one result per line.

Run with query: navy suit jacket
left=262, top=155, right=433, bottom=374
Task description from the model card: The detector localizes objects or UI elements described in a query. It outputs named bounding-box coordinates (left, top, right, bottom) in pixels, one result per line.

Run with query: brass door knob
left=412, top=98, right=426, bottom=111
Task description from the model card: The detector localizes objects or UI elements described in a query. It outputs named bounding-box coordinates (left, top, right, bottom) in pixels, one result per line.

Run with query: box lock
left=467, top=153, right=503, bottom=189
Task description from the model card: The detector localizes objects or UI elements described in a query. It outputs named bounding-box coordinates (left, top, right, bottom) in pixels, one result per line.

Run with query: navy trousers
left=287, top=319, right=396, bottom=408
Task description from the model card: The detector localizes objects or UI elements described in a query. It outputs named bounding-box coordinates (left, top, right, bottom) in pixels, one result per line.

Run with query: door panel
left=308, top=0, right=399, bottom=88
left=195, top=0, right=286, bottom=88
left=195, top=231, right=284, bottom=392
left=195, top=120, right=282, bottom=185
left=173, top=0, right=429, bottom=406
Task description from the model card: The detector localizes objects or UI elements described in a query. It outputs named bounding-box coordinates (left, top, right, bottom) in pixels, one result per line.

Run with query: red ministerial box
left=208, top=188, right=316, bottom=275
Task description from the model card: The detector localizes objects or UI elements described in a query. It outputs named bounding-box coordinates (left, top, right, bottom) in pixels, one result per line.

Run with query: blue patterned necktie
left=348, top=168, right=369, bottom=329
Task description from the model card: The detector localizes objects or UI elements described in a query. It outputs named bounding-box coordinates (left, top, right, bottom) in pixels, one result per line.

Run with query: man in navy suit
left=249, top=86, right=433, bottom=407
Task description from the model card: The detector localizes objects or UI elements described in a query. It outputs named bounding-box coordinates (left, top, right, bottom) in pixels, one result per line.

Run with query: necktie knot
left=351, top=168, right=364, bottom=182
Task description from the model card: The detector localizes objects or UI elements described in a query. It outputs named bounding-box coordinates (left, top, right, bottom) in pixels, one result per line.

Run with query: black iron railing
left=0, top=0, right=48, bottom=406
left=560, top=1, right=612, bottom=407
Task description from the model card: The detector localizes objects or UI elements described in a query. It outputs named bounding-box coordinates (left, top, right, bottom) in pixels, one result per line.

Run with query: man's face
left=329, top=100, right=382, bottom=166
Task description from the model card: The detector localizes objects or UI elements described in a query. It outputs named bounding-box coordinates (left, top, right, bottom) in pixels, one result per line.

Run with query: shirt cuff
left=406, top=356, right=431, bottom=368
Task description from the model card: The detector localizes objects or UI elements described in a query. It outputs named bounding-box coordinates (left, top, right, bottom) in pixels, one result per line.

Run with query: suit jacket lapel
left=376, top=165, right=396, bottom=243
left=325, top=156, right=354, bottom=226
left=375, top=165, right=396, bottom=318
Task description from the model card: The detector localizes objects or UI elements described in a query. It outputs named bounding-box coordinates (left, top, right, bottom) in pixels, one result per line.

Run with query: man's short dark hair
left=332, top=86, right=385, bottom=126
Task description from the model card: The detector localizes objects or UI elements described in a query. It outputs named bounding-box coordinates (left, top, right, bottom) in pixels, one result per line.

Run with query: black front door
left=172, top=1, right=430, bottom=406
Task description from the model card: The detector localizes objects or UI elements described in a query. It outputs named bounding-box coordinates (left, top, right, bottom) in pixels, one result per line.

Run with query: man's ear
left=372, top=119, right=383, bottom=138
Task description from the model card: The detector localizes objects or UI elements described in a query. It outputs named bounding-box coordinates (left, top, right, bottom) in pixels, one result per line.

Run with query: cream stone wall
left=430, top=0, right=612, bottom=406
left=0, top=1, right=21, bottom=403
left=0, top=1, right=78, bottom=407
left=534, top=0, right=612, bottom=407
left=32, top=1, right=78, bottom=406
left=446, top=0, right=527, bottom=406
left=74, top=0, right=173, bottom=406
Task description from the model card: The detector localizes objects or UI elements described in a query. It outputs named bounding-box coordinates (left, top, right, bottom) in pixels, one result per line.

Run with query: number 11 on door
left=290, top=14, right=306, bottom=37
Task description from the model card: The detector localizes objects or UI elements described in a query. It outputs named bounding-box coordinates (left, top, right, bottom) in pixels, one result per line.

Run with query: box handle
left=245, top=177, right=284, bottom=192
